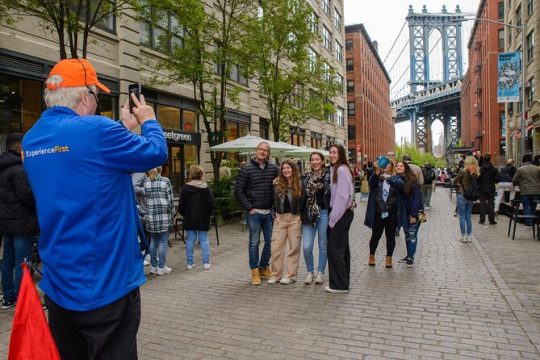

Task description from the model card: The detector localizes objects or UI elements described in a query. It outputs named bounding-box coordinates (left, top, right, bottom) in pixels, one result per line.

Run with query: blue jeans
left=302, top=209, right=329, bottom=274
left=403, top=221, right=421, bottom=260
left=457, top=194, right=473, bottom=236
left=149, top=231, right=169, bottom=268
left=246, top=212, right=273, bottom=269
left=521, top=194, right=540, bottom=225
left=1, top=234, right=35, bottom=301
left=186, top=230, right=210, bottom=265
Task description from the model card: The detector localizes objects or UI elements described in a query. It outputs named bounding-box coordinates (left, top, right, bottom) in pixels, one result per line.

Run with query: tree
left=246, top=0, right=340, bottom=142
left=144, top=0, right=254, bottom=181
left=3, top=0, right=140, bottom=59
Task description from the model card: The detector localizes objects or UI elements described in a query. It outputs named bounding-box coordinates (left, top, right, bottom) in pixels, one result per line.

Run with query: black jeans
left=327, top=210, right=354, bottom=291
left=479, top=195, right=495, bottom=223
left=369, top=210, right=397, bottom=256
left=45, top=288, right=141, bottom=360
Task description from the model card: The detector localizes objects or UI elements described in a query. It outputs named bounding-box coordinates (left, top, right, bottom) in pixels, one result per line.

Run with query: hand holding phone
left=128, top=83, right=141, bottom=113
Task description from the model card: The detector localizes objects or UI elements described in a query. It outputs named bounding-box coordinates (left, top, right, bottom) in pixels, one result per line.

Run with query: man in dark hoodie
left=478, top=154, right=499, bottom=225
left=0, top=133, right=39, bottom=310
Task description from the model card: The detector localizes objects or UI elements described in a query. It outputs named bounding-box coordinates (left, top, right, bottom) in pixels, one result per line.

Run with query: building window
left=498, top=1, right=505, bottom=20
left=325, top=99, right=334, bottom=122
left=259, top=118, right=269, bottom=139
left=322, top=0, right=330, bottom=15
left=323, top=62, right=331, bottom=82
left=290, top=127, right=305, bottom=146
left=527, top=0, right=534, bottom=16
left=230, top=64, right=248, bottom=86
left=346, top=39, right=353, bottom=51
left=80, top=0, right=116, bottom=33
left=335, top=41, right=343, bottom=62
left=507, top=22, right=512, bottom=46
left=308, top=47, right=317, bottom=72
left=498, top=29, right=505, bottom=50
left=309, top=11, right=318, bottom=34
left=334, top=8, right=342, bottom=29
left=336, top=107, right=345, bottom=127
left=322, top=25, right=331, bottom=50
left=527, top=31, right=534, bottom=62
left=335, top=73, right=344, bottom=93
left=346, top=58, right=353, bottom=71
left=311, top=131, right=322, bottom=149
left=528, top=78, right=535, bottom=108
left=348, top=125, right=355, bottom=139
left=515, top=5, right=522, bottom=28
left=347, top=101, right=355, bottom=116
left=347, top=80, right=354, bottom=93
left=140, top=10, right=184, bottom=52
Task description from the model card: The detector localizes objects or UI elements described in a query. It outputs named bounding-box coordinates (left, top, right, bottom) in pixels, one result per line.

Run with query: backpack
left=463, top=172, right=480, bottom=201
left=422, top=168, right=435, bottom=184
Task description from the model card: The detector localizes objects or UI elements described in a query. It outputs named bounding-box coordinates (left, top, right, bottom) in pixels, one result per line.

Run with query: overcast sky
left=343, top=0, right=481, bottom=147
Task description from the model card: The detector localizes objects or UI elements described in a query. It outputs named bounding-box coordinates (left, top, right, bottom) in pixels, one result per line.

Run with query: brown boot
left=251, top=268, right=261, bottom=285
left=385, top=256, right=393, bottom=269
left=368, top=255, right=376, bottom=266
left=259, top=267, right=272, bottom=279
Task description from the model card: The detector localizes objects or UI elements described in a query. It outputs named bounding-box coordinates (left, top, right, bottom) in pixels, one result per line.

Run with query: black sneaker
left=406, top=258, right=414, bottom=267
left=398, top=256, right=408, bottom=263
left=479, top=221, right=485, bottom=225
left=2, top=298, right=16, bottom=310
left=489, top=221, right=498, bottom=225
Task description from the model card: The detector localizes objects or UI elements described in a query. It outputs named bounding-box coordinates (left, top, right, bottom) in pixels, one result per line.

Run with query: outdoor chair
left=508, top=199, right=538, bottom=240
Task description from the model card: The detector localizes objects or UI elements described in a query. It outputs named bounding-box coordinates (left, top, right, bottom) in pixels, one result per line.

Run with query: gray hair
left=43, top=75, right=96, bottom=109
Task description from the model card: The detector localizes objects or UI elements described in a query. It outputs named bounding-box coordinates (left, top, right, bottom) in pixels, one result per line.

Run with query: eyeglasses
left=257, top=148, right=269, bottom=152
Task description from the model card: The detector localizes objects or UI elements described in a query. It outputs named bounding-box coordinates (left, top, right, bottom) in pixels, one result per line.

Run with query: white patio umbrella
left=208, top=135, right=302, bottom=157
left=284, top=146, right=329, bottom=159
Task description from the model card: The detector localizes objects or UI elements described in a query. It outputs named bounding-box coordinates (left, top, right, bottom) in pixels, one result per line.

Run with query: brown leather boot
left=385, top=256, right=393, bottom=268
left=259, top=267, right=272, bottom=279
left=368, top=255, right=376, bottom=266
left=251, top=268, right=261, bottom=285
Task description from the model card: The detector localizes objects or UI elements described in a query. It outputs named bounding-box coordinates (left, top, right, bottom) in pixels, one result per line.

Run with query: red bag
left=9, top=264, right=60, bottom=360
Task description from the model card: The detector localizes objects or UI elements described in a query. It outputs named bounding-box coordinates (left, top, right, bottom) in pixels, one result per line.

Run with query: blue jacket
left=387, top=175, right=423, bottom=227
left=22, top=107, right=167, bottom=311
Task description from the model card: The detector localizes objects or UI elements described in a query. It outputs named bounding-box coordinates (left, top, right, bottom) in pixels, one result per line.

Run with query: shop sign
left=163, top=129, right=201, bottom=145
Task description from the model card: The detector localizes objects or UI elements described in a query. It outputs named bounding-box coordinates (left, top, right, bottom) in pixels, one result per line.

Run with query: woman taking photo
left=301, top=152, right=330, bottom=285
left=453, top=156, right=480, bottom=242
left=389, top=161, right=423, bottom=267
left=144, top=166, right=175, bottom=275
left=364, top=157, right=399, bottom=269
left=268, top=160, right=305, bottom=285
left=326, top=144, right=355, bottom=294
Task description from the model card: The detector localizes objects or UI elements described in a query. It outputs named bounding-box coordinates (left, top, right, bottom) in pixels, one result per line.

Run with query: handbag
left=418, top=210, right=427, bottom=223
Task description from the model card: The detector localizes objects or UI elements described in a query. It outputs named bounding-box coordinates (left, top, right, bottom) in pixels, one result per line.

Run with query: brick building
left=460, top=0, right=505, bottom=160
left=345, top=24, right=393, bottom=167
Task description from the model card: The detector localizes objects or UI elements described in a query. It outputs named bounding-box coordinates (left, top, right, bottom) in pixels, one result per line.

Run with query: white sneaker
left=279, top=277, right=296, bottom=285
left=187, top=264, right=194, bottom=270
left=324, top=286, right=349, bottom=294
left=143, top=254, right=150, bottom=266
left=466, top=235, right=473, bottom=243
left=150, top=267, right=158, bottom=274
left=157, top=266, right=172, bottom=276
left=459, top=236, right=467, bottom=243
left=314, top=272, right=324, bottom=285
left=203, top=263, right=211, bottom=270
left=304, top=272, right=314, bottom=284
left=267, top=276, right=279, bottom=284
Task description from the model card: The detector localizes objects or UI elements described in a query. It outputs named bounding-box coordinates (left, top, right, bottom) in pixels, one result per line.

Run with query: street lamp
left=454, top=17, right=526, bottom=159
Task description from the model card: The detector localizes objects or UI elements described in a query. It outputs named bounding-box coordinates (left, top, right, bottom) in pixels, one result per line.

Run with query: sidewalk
left=1, top=189, right=540, bottom=359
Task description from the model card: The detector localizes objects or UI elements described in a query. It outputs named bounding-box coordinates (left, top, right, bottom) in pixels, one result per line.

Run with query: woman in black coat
left=179, top=165, right=215, bottom=270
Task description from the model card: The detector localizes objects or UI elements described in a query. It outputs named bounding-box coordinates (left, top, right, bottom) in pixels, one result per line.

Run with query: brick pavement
left=1, top=189, right=540, bottom=359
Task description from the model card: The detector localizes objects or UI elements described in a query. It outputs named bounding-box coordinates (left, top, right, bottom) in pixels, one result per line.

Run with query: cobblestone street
left=1, top=188, right=540, bottom=359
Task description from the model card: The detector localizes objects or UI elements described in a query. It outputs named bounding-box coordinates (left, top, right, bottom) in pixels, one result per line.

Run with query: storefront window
left=183, top=110, right=196, bottom=131
left=157, top=105, right=181, bottom=129
left=97, top=94, right=118, bottom=120
left=226, top=121, right=238, bottom=141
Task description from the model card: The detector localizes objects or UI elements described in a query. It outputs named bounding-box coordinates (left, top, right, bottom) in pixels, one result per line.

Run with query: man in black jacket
left=0, top=133, right=39, bottom=310
left=478, top=154, right=500, bottom=225
left=235, top=141, right=279, bottom=285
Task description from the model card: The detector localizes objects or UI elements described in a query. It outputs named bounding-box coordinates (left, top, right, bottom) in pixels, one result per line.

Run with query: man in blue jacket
left=22, top=58, right=167, bottom=360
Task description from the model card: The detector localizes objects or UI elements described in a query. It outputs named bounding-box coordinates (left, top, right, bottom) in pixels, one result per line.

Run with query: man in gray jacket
left=513, top=154, right=540, bottom=225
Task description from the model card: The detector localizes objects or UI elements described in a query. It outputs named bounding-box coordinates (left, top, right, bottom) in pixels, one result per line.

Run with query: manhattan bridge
left=386, top=4, right=474, bottom=155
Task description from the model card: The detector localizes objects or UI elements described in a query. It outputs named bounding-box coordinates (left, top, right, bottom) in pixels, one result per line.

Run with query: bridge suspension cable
left=383, top=21, right=407, bottom=64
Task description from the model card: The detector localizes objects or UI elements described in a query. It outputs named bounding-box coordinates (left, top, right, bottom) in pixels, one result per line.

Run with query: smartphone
left=128, top=83, right=141, bottom=113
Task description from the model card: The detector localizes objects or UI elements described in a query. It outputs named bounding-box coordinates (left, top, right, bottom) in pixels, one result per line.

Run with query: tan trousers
left=271, top=213, right=302, bottom=279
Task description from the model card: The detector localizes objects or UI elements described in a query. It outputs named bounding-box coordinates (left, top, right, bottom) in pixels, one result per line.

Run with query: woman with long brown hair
left=326, top=144, right=355, bottom=293
left=453, top=156, right=480, bottom=242
left=268, top=160, right=305, bottom=285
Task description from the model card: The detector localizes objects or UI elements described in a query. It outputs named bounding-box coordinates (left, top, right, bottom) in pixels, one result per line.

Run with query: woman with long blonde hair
left=453, top=156, right=480, bottom=242
left=268, top=160, right=305, bottom=285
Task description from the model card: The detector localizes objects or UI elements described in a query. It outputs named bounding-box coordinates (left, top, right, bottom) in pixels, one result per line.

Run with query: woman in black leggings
left=364, top=157, right=400, bottom=268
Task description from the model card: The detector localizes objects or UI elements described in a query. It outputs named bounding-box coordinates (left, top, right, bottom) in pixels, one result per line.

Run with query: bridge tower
left=406, top=5, right=465, bottom=152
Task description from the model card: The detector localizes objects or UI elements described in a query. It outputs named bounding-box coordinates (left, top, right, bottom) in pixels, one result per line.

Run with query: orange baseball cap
left=46, top=58, right=110, bottom=93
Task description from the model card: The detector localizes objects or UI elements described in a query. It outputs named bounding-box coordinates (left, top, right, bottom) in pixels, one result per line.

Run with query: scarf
left=305, top=169, right=326, bottom=225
